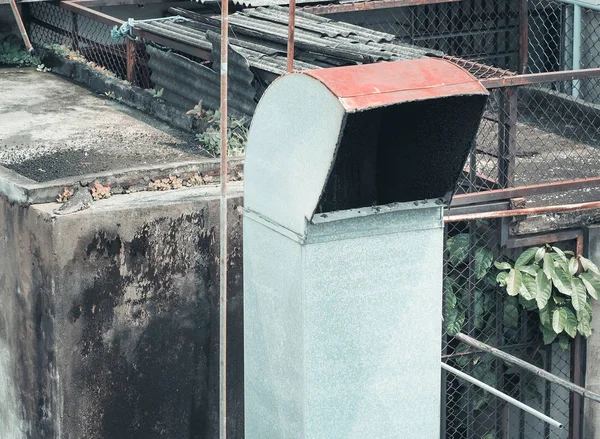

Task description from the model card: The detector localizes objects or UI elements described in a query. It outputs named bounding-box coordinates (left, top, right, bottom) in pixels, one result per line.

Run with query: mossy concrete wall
left=0, top=185, right=244, bottom=438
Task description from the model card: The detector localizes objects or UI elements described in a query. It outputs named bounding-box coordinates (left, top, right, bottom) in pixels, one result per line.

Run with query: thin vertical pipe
left=572, top=4, right=582, bottom=98
left=287, top=0, right=296, bottom=73
left=219, top=0, right=229, bottom=436
left=571, top=234, right=585, bottom=439
left=518, top=0, right=529, bottom=74
left=9, top=0, right=34, bottom=54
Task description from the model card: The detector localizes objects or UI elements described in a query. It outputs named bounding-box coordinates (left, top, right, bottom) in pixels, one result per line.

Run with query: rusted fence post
left=126, top=38, right=135, bottom=84
left=518, top=0, right=529, bottom=74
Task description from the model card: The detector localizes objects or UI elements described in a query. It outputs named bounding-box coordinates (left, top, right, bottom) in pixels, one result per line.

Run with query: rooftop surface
left=0, top=68, right=206, bottom=183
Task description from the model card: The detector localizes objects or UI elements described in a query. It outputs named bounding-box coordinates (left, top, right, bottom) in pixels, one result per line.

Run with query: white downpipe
left=573, top=3, right=582, bottom=97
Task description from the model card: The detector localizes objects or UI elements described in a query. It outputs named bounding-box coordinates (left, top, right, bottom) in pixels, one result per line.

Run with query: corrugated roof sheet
left=143, top=6, right=442, bottom=75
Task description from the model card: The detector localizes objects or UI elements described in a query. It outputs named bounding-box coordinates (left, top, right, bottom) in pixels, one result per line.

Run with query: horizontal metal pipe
left=445, top=200, right=600, bottom=222
left=441, top=362, right=564, bottom=429
left=61, top=1, right=123, bottom=27
left=454, top=333, right=600, bottom=404
left=481, top=68, right=600, bottom=88
left=555, top=0, right=600, bottom=12
left=451, top=177, right=600, bottom=207
left=505, top=228, right=583, bottom=249
left=303, top=0, right=461, bottom=14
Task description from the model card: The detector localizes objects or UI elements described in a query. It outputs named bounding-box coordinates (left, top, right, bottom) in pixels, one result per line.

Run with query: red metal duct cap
left=245, top=58, right=488, bottom=235
left=304, top=58, right=488, bottom=112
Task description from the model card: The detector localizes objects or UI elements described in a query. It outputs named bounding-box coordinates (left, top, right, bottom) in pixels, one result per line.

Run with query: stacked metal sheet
left=140, top=6, right=441, bottom=76
left=137, top=6, right=443, bottom=116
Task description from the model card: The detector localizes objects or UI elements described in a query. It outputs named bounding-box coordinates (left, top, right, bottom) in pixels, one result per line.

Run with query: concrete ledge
left=0, top=158, right=244, bottom=205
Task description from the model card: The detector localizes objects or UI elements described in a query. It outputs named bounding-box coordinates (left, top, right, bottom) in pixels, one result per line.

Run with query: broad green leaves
left=552, top=307, right=567, bottom=334
left=515, top=247, right=540, bottom=268
left=474, top=247, right=494, bottom=280
left=536, top=273, right=552, bottom=309
left=581, top=272, right=600, bottom=300
left=447, top=234, right=470, bottom=266
left=494, top=245, right=600, bottom=346
left=505, top=269, right=522, bottom=297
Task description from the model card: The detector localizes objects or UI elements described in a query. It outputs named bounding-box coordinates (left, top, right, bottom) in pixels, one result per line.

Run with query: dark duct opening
left=317, top=94, right=487, bottom=213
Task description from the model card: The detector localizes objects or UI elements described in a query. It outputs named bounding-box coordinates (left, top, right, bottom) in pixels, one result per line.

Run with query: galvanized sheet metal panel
left=245, top=58, right=488, bottom=235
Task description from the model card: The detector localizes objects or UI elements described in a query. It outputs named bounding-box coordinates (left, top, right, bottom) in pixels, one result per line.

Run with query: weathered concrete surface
left=584, top=224, right=600, bottom=439
left=0, top=68, right=206, bottom=182
left=0, top=184, right=244, bottom=438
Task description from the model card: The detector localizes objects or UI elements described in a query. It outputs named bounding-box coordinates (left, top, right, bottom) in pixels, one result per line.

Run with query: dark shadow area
left=317, top=94, right=488, bottom=212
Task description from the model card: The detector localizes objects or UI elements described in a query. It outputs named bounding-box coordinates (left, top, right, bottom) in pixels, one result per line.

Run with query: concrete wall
left=0, top=185, right=244, bottom=438
left=584, top=224, right=600, bottom=438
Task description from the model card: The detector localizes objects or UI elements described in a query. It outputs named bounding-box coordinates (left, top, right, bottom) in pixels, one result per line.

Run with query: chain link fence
left=462, top=77, right=600, bottom=194
left=28, top=3, right=151, bottom=87
left=443, top=220, right=579, bottom=439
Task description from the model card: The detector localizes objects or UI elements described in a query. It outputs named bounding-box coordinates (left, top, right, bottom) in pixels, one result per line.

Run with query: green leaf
left=580, top=256, right=600, bottom=277
left=494, top=261, right=512, bottom=270
left=505, top=269, right=522, bottom=297
left=504, top=299, right=519, bottom=328
left=570, top=277, right=587, bottom=313
left=539, top=303, right=553, bottom=329
left=474, top=289, right=486, bottom=329
left=519, top=274, right=537, bottom=301
left=558, top=335, right=570, bottom=350
left=552, top=267, right=572, bottom=296
left=569, top=257, right=580, bottom=276
left=496, top=271, right=508, bottom=287
left=541, top=325, right=557, bottom=345
left=515, top=247, right=540, bottom=268
left=518, top=295, right=537, bottom=311
left=552, top=246, right=568, bottom=262
left=518, top=265, right=538, bottom=277
left=543, top=253, right=555, bottom=280
left=445, top=290, right=457, bottom=313
left=580, top=272, right=600, bottom=300
left=536, top=272, right=552, bottom=309
left=552, top=307, right=567, bottom=334
left=445, top=308, right=465, bottom=336
left=577, top=307, right=592, bottom=338
left=564, top=308, right=578, bottom=338
left=535, top=246, right=546, bottom=263
left=474, top=247, right=494, bottom=279
left=447, top=234, right=470, bottom=266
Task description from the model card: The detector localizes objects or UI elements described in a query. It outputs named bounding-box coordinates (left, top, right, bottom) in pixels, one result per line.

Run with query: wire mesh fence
left=28, top=3, right=151, bottom=88
left=459, top=77, right=600, bottom=194
left=443, top=220, right=578, bottom=439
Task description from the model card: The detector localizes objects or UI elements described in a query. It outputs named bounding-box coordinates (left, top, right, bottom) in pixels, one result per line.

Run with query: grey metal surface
left=244, top=204, right=444, bottom=438
left=146, top=38, right=257, bottom=117
left=156, top=6, right=441, bottom=75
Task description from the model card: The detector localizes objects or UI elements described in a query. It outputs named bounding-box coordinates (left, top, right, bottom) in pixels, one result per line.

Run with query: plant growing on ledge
left=495, top=245, right=600, bottom=349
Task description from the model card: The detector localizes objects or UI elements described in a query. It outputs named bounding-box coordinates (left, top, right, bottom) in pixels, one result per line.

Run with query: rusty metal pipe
left=454, top=333, right=600, bottom=404
left=451, top=177, right=600, bottom=207
left=442, top=362, right=564, bottom=429
left=219, top=0, right=229, bottom=437
left=9, top=0, right=34, bottom=55
left=287, top=0, right=296, bottom=73
left=445, top=200, right=600, bottom=223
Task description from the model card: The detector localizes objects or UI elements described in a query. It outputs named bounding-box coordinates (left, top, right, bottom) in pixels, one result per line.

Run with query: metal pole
left=444, top=200, right=600, bottom=223
left=454, top=333, right=600, bottom=404
left=573, top=4, right=582, bottom=98
left=287, top=0, right=296, bottom=73
left=441, top=362, right=564, bottom=429
left=9, top=0, right=35, bottom=55
left=219, top=0, right=229, bottom=436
